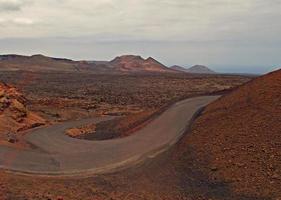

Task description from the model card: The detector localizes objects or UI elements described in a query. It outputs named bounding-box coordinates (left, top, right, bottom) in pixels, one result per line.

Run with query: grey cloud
left=0, top=0, right=29, bottom=12
left=0, top=0, right=280, bottom=73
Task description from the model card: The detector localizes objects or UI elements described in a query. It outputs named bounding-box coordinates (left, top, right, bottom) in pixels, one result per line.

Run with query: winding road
left=0, top=96, right=219, bottom=177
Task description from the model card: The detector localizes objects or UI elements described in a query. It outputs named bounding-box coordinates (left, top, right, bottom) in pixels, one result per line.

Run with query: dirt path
left=0, top=96, right=219, bottom=177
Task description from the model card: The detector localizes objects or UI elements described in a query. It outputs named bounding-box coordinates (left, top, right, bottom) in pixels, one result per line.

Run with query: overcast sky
left=0, top=0, right=281, bottom=73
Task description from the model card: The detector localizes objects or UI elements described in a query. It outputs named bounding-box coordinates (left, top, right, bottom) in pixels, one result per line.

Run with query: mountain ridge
left=171, top=64, right=216, bottom=74
left=0, top=54, right=231, bottom=74
left=109, top=55, right=176, bottom=73
left=0, top=54, right=93, bottom=72
left=0, top=54, right=178, bottom=73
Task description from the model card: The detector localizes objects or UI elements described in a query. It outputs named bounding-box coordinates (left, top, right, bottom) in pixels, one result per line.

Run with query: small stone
left=272, top=173, right=280, bottom=180
left=236, top=163, right=245, bottom=167
left=211, top=166, right=218, bottom=171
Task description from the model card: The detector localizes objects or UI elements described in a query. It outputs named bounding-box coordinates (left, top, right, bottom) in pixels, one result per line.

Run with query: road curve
left=0, top=96, right=220, bottom=177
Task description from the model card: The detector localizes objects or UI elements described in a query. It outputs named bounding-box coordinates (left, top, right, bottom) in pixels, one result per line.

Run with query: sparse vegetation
left=0, top=71, right=250, bottom=139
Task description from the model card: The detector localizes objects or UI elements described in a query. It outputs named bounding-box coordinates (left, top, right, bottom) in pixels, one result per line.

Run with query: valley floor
left=0, top=72, right=266, bottom=200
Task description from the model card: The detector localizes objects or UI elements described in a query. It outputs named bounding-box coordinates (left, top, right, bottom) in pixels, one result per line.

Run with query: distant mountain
left=0, top=54, right=179, bottom=74
left=109, top=55, right=176, bottom=73
left=0, top=54, right=96, bottom=72
left=171, top=65, right=216, bottom=74
left=187, top=65, right=216, bottom=74
left=170, top=65, right=189, bottom=73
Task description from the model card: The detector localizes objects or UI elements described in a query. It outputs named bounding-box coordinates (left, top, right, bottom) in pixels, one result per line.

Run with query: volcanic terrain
left=0, top=54, right=96, bottom=72
left=109, top=55, right=176, bottom=73
left=0, top=69, right=278, bottom=200
left=0, top=54, right=175, bottom=73
left=0, top=70, right=250, bottom=140
left=0, top=54, right=267, bottom=200
left=180, top=69, right=281, bottom=198
left=0, top=82, right=45, bottom=145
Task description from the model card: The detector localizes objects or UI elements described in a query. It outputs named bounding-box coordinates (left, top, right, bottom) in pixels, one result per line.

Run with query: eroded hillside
left=0, top=82, right=45, bottom=144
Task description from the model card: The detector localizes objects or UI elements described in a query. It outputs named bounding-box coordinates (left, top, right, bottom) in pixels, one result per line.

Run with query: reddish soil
left=66, top=123, right=97, bottom=138
left=79, top=109, right=157, bottom=140
left=0, top=71, right=250, bottom=121
left=179, top=69, right=281, bottom=199
left=0, top=82, right=46, bottom=144
left=0, top=71, right=256, bottom=200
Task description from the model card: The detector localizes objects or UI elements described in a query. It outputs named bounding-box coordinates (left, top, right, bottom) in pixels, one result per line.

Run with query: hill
left=171, top=65, right=216, bottom=74
left=187, top=65, right=216, bottom=74
left=183, top=69, right=281, bottom=198
left=0, top=54, right=99, bottom=72
left=170, top=65, right=188, bottom=72
left=0, top=82, right=45, bottom=144
left=109, top=55, right=176, bottom=73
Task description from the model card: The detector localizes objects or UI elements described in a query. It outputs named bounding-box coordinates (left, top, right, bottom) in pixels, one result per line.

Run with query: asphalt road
left=0, top=96, right=219, bottom=177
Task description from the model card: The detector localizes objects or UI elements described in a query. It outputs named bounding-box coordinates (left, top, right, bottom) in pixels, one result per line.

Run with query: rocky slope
left=183, top=68, right=281, bottom=198
left=0, top=82, right=45, bottom=142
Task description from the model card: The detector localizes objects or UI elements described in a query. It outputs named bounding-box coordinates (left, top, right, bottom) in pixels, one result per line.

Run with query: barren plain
left=0, top=69, right=255, bottom=200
